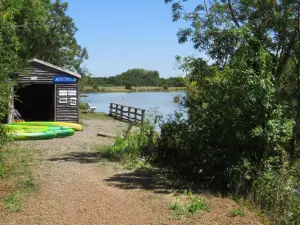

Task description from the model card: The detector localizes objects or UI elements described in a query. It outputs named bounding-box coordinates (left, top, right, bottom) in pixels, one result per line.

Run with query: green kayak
left=4, top=125, right=74, bottom=138
left=12, top=121, right=83, bottom=131
left=8, top=130, right=56, bottom=140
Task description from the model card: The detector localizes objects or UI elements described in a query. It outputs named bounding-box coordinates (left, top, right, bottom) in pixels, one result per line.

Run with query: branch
left=228, top=0, right=240, bottom=28
left=204, top=0, right=208, bottom=15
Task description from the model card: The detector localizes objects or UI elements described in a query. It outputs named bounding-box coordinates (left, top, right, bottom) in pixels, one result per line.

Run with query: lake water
left=80, top=91, right=186, bottom=119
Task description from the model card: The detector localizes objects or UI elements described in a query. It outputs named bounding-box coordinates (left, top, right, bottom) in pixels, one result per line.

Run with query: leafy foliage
left=0, top=0, right=88, bottom=147
left=156, top=0, right=300, bottom=224
left=80, top=68, right=185, bottom=91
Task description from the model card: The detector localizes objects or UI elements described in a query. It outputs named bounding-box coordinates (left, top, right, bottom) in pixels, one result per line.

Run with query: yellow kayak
left=12, top=121, right=83, bottom=131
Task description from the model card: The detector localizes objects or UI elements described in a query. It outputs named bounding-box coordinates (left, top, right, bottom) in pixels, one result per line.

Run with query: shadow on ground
left=104, top=168, right=189, bottom=194
left=48, top=152, right=192, bottom=194
left=48, top=152, right=104, bottom=164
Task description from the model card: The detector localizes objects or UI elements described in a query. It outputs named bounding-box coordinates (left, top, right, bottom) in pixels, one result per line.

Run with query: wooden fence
left=109, top=103, right=145, bottom=124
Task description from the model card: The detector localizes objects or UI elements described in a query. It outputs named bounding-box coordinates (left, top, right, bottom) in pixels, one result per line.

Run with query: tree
left=161, top=1, right=300, bottom=223
left=0, top=0, right=88, bottom=145
left=15, top=0, right=88, bottom=74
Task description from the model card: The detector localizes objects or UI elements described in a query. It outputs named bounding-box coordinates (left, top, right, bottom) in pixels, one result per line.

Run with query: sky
left=66, top=0, right=202, bottom=78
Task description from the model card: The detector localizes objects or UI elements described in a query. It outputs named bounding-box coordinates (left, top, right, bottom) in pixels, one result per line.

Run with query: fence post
left=134, top=108, right=138, bottom=123
left=128, top=107, right=131, bottom=123
left=109, top=103, right=112, bottom=116
left=141, top=109, right=145, bottom=124
left=120, top=106, right=124, bottom=121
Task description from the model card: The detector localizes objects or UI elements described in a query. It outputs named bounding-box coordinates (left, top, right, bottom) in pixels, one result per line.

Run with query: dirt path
left=2, top=119, right=262, bottom=225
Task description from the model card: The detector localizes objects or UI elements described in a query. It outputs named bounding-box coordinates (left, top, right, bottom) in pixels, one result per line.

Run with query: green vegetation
left=0, top=147, right=39, bottom=212
left=81, top=86, right=185, bottom=93
left=169, top=191, right=210, bottom=216
left=0, top=0, right=88, bottom=148
left=103, top=1, right=300, bottom=224
left=231, top=208, right=245, bottom=217
left=80, top=112, right=111, bottom=120
left=80, top=68, right=185, bottom=92
left=4, top=192, right=24, bottom=212
left=101, top=118, right=159, bottom=166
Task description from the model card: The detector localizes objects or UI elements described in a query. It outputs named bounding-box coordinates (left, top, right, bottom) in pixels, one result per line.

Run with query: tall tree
left=15, top=0, right=88, bottom=73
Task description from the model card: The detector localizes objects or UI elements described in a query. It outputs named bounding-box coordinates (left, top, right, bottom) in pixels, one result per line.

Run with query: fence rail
left=109, top=103, right=145, bottom=124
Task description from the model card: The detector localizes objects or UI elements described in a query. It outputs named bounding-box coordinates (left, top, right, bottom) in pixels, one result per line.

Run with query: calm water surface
left=81, top=91, right=186, bottom=118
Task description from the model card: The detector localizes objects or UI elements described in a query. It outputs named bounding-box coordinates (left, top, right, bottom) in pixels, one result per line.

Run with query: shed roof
left=28, top=58, right=81, bottom=78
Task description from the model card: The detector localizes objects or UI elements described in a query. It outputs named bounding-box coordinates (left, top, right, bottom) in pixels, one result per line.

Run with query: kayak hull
left=8, top=131, right=56, bottom=140
left=4, top=125, right=75, bottom=138
left=12, top=122, right=83, bottom=131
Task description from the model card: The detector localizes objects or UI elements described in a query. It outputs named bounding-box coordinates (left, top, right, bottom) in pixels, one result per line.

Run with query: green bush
left=153, top=42, right=300, bottom=224
left=125, top=84, right=133, bottom=90
left=102, top=114, right=160, bottom=164
left=79, top=101, right=88, bottom=111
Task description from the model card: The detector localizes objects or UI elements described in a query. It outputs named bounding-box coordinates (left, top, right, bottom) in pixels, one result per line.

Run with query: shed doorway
left=15, top=84, right=55, bottom=121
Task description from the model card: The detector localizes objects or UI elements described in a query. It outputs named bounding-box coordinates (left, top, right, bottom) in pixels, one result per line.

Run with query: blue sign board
left=53, top=75, right=77, bottom=84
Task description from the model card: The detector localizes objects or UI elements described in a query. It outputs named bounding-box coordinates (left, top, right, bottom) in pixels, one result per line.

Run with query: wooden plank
left=97, top=131, right=118, bottom=138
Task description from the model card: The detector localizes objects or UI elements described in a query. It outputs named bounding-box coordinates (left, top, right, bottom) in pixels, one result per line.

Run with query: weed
left=186, top=196, right=210, bottom=214
left=169, top=199, right=186, bottom=216
left=21, top=177, right=39, bottom=193
left=3, top=192, right=23, bottom=212
left=169, top=192, right=210, bottom=216
left=231, top=208, right=245, bottom=217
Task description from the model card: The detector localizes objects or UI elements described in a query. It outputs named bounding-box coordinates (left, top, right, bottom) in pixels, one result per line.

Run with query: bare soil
left=1, top=119, right=262, bottom=225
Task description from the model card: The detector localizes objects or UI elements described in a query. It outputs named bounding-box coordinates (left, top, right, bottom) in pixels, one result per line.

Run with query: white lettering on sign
left=53, top=76, right=76, bottom=83
left=31, top=76, right=37, bottom=80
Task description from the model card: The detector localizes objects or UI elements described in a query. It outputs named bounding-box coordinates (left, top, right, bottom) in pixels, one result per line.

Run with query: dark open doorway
left=15, top=84, right=55, bottom=121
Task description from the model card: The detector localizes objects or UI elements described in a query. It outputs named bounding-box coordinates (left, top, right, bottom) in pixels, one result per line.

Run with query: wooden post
left=134, top=108, right=138, bottom=123
left=109, top=103, right=112, bottom=116
left=141, top=109, right=145, bottom=124
left=120, top=106, right=124, bottom=121
left=128, top=107, right=131, bottom=123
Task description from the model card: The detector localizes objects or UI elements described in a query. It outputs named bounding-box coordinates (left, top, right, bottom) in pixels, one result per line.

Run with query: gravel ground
left=2, top=119, right=262, bottom=225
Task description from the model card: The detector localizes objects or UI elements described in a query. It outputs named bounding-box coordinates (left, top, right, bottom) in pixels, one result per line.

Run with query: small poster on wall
left=59, top=97, right=67, bottom=104
left=70, top=97, right=77, bottom=106
left=59, top=90, right=68, bottom=96
left=68, top=90, right=77, bottom=96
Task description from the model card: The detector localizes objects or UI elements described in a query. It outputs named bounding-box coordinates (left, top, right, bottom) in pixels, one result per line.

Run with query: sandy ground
left=1, top=119, right=262, bottom=225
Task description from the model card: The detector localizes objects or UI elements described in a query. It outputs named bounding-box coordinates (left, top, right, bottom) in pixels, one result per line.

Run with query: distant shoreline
left=80, top=86, right=186, bottom=94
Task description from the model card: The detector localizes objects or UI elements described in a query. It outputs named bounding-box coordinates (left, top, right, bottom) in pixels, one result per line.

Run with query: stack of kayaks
left=3, top=122, right=83, bottom=141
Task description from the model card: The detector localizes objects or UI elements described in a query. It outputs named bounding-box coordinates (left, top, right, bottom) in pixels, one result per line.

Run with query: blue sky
left=66, top=0, right=202, bottom=78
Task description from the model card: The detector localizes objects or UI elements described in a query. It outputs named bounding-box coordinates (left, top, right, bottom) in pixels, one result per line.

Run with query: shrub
left=101, top=115, right=160, bottom=164
left=79, top=101, right=88, bottom=111
left=125, top=84, right=133, bottom=90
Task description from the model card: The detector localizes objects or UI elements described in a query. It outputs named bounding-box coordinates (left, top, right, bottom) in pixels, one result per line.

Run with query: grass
left=230, top=208, right=245, bottom=217
left=79, top=112, right=112, bottom=120
left=0, top=147, right=39, bottom=213
left=169, top=191, right=210, bottom=217
left=3, top=192, right=23, bottom=212
left=81, top=86, right=186, bottom=93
